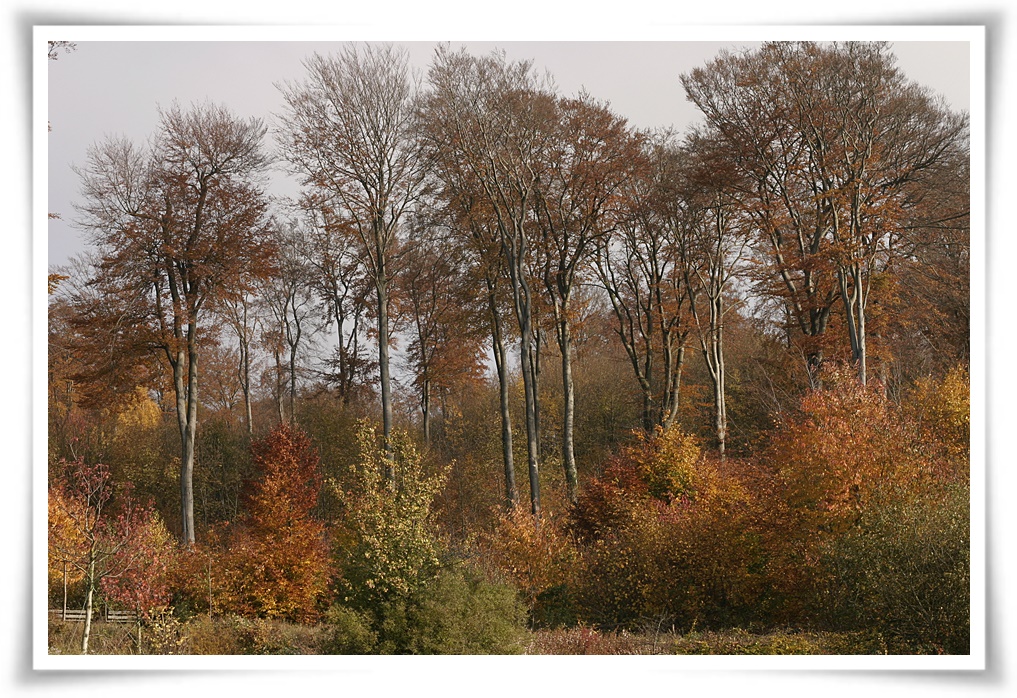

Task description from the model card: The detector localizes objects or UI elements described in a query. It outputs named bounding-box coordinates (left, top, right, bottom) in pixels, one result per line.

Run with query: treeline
left=47, top=40, right=970, bottom=654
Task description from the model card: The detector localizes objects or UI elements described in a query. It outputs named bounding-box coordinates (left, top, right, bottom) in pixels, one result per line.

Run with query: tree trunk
left=180, top=340, right=199, bottom=546
left=288, top=335, right=299, bottom=426
left=241, top=340, right=253, bottom=437
left=711, top=293, right=726, bottom=459
left=488, top=288, right=517, bottom=508
left=557, top=313, right=578, bottom=504
left=81, top=549, right=96, bottom=654
left=519, top=321, right=541, bottom=517
left=377, top=279, right=394, bottom=480
left=661, top=343, right=685, bottom=431
left=173, top=342, right=198, bottom=547
left=421, top=375, right=431, bottom=446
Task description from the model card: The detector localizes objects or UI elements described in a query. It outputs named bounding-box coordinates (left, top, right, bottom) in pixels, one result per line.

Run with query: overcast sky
left=45, top=38, right=972, bottom=268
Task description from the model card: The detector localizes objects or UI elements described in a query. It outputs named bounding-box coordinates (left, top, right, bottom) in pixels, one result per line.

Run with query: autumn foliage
left=48, top=40, right=971, bottom=655
left=212, top=426, right=332, bottom=622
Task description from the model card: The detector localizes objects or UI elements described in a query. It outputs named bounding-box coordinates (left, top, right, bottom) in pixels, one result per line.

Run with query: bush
left=319, top=605, right=378, bottom=654
left=819, top=482, right=970, bottom=653
left=330, top=424, right=448, bottom=613
left=212, top=426, right=333, bottom=622
left=570, top=429, right=766, bottom=631
left=480, top=504, right=579, bottom=615
left=371, top=567, right=529, bottom=654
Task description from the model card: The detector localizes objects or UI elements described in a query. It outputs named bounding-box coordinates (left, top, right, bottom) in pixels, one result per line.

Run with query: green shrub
left=319, top=605, right=378, bottom=654
left=330, top=423, right=447, bottom=613
left=819, top=482, right=970, bottom=654
left=369, top=567, right=528, bottom=654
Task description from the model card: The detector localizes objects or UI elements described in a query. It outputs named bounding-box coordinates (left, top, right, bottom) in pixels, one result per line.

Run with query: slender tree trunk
left=710, top=293, right=726, bottom=459
left=503, top=226, right=541, bottom=516
left=180, top=338, right=199, bottom=546
left=421, top=376, right=431, bottom=446
left=240, top=338, right=253, bottom=437
left=528, top=325, right=542, bottom=461
left=173, top=342, right=198, bottom=547
left=489, top=289, right=517, bottom=508
left=661, top=343, right=685, bottom=431
left=81, top=548, right=96, bottom=654
left=519, top=320, right=541, bottom=517
left=377, top=278, right=395, bottom=480
left=273, top=349, right=285, bottom=424
left=288, top=337, right=298, bottom=426
left=557, top=313, right=578, bottom=504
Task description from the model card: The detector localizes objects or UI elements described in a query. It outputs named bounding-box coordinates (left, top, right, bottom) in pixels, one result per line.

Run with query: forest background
left=11, top=5, right=1004, bottom=698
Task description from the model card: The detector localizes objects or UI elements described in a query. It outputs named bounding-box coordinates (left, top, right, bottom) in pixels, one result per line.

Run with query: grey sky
left=46, top=39, right=972, bottom=268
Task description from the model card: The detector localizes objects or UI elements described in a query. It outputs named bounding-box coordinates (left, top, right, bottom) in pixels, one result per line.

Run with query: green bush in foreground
left=820, top=482, right=970, bottom=654
left=336, top=567, right=528, bottom=654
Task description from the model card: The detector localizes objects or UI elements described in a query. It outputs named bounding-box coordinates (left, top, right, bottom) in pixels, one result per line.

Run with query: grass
left=49, top=617, right=892, bottom=655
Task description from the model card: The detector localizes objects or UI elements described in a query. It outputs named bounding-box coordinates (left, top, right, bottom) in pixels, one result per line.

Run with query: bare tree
left=422, top=46, right=558, bottom=516
left=532, top=93, right=638, bottom=502
left=258, top=221, right=320, bottom=426
left=672, top=133, right=752, bottom=458
left=279, top=44, right=427, bottom=470
left=296, top=197, right=374, bottom=405
left=595, top=134, right=690, bottom=434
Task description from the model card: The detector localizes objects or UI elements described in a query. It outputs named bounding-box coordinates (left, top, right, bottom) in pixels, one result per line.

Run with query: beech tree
left=596, top=134, right=690, bottom=434
left=400, top=227, right=486, bottom=445
left=423, top=46, right=557, bottom=516
left=682, top=42, right=967, bottom=384
left=532, top=93, right=638, bottom=503
left=417, top=103, right=520, bottom=507
left=74, top=102, right=274, bottom=545
left=296, top=197, right=374, bottom=405
left=673, top=133, right=752, bottom=458
left=279, top=44, right=428, bottom=465
left=259, top=221, right=319, bottom=426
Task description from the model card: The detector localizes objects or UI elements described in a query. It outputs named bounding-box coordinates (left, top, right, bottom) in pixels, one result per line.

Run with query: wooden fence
left=48, top=608, right=138, bottom=624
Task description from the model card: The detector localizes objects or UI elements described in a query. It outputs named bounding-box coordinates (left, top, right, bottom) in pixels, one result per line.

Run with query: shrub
left=819, top=482, right=970, bottom=653
left=480, top=504, right=579, bottom=616
left=396, top=567, right=528, bottom=654
left=212, top=426, right=333, bottom=622
left=319, top=604, right=378, bottom=654
left=566, top=428, right=771, bottom=630
left=570, top=427, right=703, bottom=542
left=330, top=422, right=447, bottom=612
left=758, top=370, right=971, bottom=634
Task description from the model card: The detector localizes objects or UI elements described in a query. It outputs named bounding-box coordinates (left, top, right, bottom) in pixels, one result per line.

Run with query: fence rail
left=48, top=608, right=138, bottom=623
left=48, top=609, right=89, bottom=622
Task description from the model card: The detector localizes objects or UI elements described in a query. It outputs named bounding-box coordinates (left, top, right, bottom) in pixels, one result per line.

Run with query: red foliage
left=99, top=508, right=176, bottom=620
left=213, top=426, right=333, bottom=622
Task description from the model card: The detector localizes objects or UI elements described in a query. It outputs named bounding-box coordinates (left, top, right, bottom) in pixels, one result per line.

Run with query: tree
left=213, top=425, right=333, bottom=622
left=258, top=220, right=320, bottom=426
left=220, top=290, right=261, bottom=436
left=49, top=458, right=160, bottom=653
left=74, top=102, right=274, bottom=545
left=296, top=196, right=375, bottom=406
left=279, top=44, right=428, bottom=467
left=672, top=133, right=752, bottom=457
left=47, top=40, right=76, bottom=60
left=423, top=46, right=558, bottom=516
left=682, top=42, right=968, bottom=385
left=331, top=422, right=447, bottom=612
left=417, top=114, right=519, bottom=508
left=595, top=132, right=690, bottom=434
left=532, top=93, right=639, bottom=503
left=399, top=226, right=487, bottom=445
